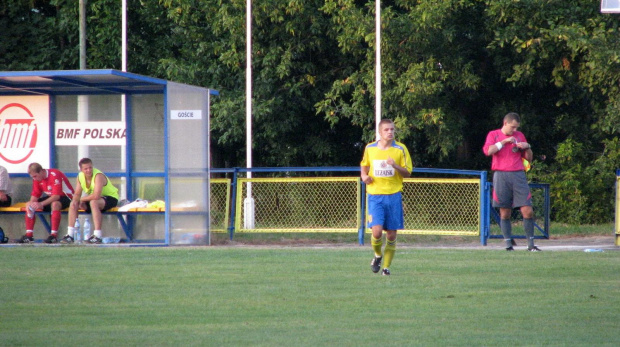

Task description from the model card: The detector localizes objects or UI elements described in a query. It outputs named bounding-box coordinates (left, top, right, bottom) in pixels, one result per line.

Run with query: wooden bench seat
left=0, top=202, right=164, bottom=240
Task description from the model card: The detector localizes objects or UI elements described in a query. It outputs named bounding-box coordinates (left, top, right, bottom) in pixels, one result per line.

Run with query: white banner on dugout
left=55, top=121, right=126, bottom=146
left=171, top=109, right=202, bottom=120
left=0, top=95, right=50, bottom=172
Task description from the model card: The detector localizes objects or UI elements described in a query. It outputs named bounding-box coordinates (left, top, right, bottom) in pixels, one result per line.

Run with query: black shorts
left=84, top=196, right=118, bottom=213
left=38, top=195, right=72, bottom=211
left=0, top=195, right=11, bottom=207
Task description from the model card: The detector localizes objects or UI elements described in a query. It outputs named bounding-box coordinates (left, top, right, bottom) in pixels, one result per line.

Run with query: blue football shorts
left=367, top=192, right=404, bottom=231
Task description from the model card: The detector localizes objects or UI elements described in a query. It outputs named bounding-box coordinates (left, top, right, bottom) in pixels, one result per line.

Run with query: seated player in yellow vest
left=61, top=158, right=119, bottom=244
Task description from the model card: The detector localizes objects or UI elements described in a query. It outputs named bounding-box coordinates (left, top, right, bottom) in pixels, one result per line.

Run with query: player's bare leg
left=87, top=199, right=105, bottom=244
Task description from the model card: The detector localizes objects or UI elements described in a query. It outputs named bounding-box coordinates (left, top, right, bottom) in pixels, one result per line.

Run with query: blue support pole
left=49, top=96, right=56, bottom=168
left=359, top=180, right=366, bottom=245
left=124, top=95, right=134, bottom=241
left=614, top=169, right=620, bottom=246
left=163, top=85, right=170, bottom=245
left=37, top=213, right=52, bottom=234
left=227, top=168, right=239, bottom=240
left=480, top=171, right=489, bottom=246
left=115, top=214, right=132, bottom=239
left=544, top=183, right=550, bottom=237
left=125, top=95, right=133, bottom=200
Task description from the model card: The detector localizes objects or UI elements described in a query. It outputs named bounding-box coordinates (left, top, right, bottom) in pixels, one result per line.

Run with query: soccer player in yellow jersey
left=361, top=119, right=413, bottom=275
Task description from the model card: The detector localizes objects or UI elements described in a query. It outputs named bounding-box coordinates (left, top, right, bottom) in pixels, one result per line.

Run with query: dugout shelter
left=0, top=69, right=216, bottom=245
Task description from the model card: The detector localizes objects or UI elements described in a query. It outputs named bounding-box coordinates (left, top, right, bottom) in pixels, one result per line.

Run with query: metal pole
left=122, top=0, right=127, bottom=72
left=375, top=0, right=381, bottom=140
left=79, top=0, right=87, bottom=69
left=78, top=0, right=89, bottom=162
left=246, top=0, right=252, bottom=182
left=244, top=0, right=255, bottom=229
left=121, top=0, right=128, bottom=201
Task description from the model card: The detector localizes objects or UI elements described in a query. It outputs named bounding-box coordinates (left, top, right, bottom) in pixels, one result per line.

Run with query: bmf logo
left=0, top=103, right=38, bottom=164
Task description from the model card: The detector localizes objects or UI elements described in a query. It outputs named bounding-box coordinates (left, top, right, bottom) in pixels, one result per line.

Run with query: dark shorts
left=0, top=195, right=11, bottom=207
left=38, top=195, right=72, bottom=211
left=84, top=196, right=118, bottom=213
left=492, top=171, right=532, bottom=209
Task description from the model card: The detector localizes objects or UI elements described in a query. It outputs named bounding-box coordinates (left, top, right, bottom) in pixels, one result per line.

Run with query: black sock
left=524, top=218, right=534, bottom=247
left=500, top=219, right=512, bottom=248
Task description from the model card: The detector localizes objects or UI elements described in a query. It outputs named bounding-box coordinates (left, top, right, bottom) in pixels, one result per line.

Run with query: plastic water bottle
left=74, top=218, right=81, bottom=243
left=102, top=237, right=121, bottom=244
left=83, top=218, right=91, bottom=241
left=584, top=248, right=604, bottom=253
left=27, top=205, right=35, bottom=218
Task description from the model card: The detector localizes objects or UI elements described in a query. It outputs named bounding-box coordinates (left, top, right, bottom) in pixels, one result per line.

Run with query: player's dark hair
left=379, top=119, right=394, bottom=128
left=504, top=112, right=520, bottom=123
left=78, top=157, right=93, bottom=168
left=27, top=162, right=43, bottom=174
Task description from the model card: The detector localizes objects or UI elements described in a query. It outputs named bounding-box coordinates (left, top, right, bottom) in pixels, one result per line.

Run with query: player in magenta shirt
left=483, top=112, right=540, bottom=251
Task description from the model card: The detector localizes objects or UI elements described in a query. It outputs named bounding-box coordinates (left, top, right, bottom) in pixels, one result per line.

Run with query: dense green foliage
left=1, top=0, right=619, bottom=223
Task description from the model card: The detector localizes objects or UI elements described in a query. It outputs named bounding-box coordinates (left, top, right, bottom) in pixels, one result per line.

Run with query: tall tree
left=318, top=0, right=489, bottom=167
left=153, top=0, right=363, bottom=168
left=485, top=0, right=620, bottom=223
left=0, top=0, right=79, bottom=69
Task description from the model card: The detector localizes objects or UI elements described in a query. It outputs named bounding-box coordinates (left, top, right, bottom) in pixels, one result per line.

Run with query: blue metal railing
left=212, top=167, right=505, bottom=245
left=486, top=182, right=551, bottom=242
left=7, top=166, right=551, bottom=245
left=614, top=169, right=620, bottom=246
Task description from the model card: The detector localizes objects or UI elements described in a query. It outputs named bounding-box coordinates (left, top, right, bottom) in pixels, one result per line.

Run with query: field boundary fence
left=210, top=167, right=550, bottom=245
left=614, top=169, right=620, bottom=246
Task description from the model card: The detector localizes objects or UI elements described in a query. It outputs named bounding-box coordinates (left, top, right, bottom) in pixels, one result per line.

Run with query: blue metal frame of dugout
left=0, top=70, right=218, bottom=245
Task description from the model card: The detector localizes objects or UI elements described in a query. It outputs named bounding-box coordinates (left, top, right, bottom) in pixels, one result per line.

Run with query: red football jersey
left=31, top=169, right=74, bottom=199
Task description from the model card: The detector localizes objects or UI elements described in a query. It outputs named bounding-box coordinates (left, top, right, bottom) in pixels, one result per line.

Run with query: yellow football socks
left=371, top=235, right=383, bottom=257
left=383, top=238, right=397, bottom=269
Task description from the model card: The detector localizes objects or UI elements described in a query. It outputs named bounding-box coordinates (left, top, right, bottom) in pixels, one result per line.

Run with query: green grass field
left=1, top=246, right=618, bottom=346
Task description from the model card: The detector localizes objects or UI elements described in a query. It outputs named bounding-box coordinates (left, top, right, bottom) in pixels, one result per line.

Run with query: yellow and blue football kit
left=360, top=140, right=412, bottom=195
left=362, top=140, right=413, bottom=274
